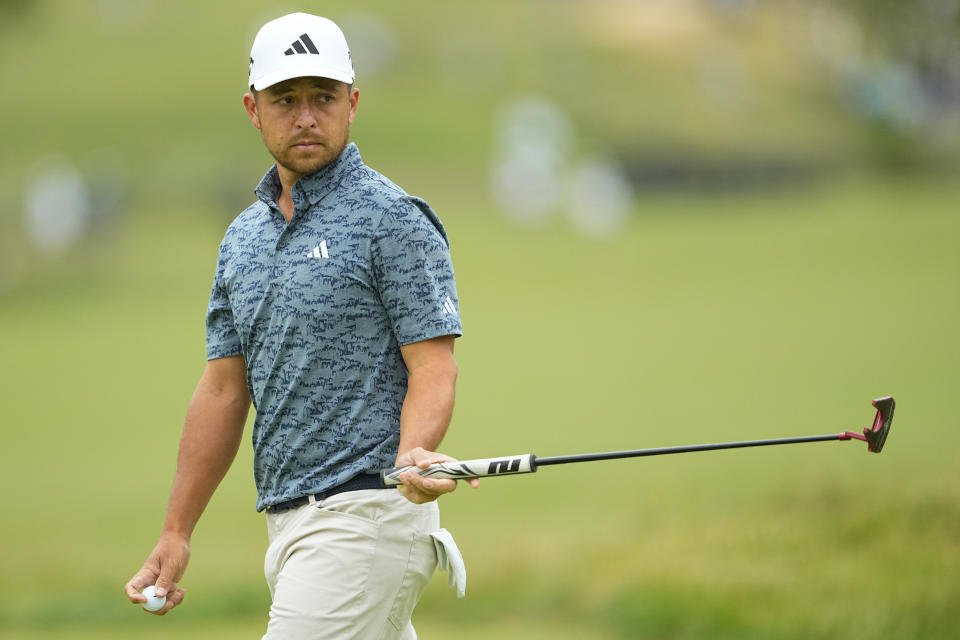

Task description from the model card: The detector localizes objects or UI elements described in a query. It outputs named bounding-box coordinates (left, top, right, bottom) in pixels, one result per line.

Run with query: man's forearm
left=162, top=365, right=251, bottom=539
left=396, top=356, right=457, bottom=459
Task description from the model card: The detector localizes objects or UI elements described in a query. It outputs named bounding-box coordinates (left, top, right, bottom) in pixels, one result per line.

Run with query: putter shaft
left=535, top=434, right=845, bottom=467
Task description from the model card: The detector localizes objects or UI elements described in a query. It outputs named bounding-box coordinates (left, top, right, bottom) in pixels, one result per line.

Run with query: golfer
left=125, top=13, right=471, bottom=638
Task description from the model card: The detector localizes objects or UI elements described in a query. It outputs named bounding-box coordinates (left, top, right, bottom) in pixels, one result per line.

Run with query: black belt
left=266, top=474, right=391, bottom=513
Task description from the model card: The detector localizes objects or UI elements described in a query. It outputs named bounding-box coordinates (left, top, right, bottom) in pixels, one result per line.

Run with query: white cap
left=248, top=13, right=354, bottom=90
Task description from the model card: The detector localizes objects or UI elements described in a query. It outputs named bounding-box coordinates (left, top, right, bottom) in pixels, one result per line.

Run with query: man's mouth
left=292, top=140, right=324, bottom=150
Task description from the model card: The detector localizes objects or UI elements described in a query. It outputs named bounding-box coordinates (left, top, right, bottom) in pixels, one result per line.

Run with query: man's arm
left=124, top=354, right=251, bottom=614
left=394, top=335, right=477, bottom=504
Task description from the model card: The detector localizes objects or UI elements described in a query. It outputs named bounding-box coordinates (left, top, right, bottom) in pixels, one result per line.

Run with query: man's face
left=243, top=77, right=359, bottom=182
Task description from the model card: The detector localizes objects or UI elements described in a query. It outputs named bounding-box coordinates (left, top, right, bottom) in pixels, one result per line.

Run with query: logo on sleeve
left=442, top=296, right=458, bottom=316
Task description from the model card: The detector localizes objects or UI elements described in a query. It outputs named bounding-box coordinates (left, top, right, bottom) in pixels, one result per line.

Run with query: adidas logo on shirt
left=441, top=296, right=458, bottom=316
left=284, top=33, right=320, bottom=56
left=306, top=240, right=329, bottom=259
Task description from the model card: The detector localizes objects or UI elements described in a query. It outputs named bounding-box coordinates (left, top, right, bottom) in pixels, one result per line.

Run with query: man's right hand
left=124, top=532, right=191, bottom=615
left=123, top=356, right=249, bottom=616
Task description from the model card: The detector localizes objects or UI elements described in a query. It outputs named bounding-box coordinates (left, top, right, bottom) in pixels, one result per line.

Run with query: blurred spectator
left=568, top=155, right=633, bottom=238
left=490, top=97, right=574, bottom=226
left=339, top=12, right=398, bottom=78
left=23, top=156, right=92, bottom=255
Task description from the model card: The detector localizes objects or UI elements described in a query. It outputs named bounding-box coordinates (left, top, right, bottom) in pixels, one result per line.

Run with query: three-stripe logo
left=442, top=296, right=458, bottom=316
left=284, top=33, right=320, bottom=56
left=306, top=240, right=329, bottom=259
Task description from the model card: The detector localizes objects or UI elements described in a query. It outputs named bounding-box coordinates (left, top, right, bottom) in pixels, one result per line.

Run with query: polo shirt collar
left=254, top=142, right=363, bottom=210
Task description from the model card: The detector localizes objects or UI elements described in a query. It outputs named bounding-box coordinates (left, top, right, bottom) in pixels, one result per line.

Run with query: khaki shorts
left=262, top=489, right=440, bottom=640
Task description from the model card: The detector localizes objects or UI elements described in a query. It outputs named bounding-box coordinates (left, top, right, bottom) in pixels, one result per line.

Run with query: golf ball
left=141, top=585, right=166, bottom=612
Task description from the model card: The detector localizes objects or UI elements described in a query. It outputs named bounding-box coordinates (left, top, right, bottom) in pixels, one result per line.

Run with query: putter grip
left=381, top=454, right=537, bottom=486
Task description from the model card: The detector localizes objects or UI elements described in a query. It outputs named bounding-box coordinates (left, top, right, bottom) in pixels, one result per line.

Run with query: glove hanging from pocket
left=429, top=528, right=466, bottom=598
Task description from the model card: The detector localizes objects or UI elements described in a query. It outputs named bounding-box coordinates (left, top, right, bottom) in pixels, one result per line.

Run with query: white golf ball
left=141, top=585, right=166, bottom=612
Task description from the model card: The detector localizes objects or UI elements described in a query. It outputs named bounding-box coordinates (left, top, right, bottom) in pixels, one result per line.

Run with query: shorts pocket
left=294, top=507, right=380, bottom=600
left=315, top=489, right=385, bottom=527
left=263, top=506, right=383, bottom=637
left=386, top=532, right=438, bottom=632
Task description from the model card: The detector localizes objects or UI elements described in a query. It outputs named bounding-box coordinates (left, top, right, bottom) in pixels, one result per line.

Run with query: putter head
left=843, top=396, right=895, bottom=452
left=865, top=396, right=895, bottom=453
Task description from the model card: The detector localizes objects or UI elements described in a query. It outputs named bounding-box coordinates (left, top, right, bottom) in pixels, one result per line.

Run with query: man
left=124, top=13, right=472, bottom=638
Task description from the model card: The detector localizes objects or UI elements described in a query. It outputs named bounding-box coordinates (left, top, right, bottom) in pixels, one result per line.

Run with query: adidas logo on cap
left=284, top=33, right=320, bottom=56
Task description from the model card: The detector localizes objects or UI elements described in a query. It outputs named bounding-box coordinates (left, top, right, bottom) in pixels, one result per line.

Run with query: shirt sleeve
left=371, top=197, right=463, bottom=346
left=205, top=242, right=243, bottom=360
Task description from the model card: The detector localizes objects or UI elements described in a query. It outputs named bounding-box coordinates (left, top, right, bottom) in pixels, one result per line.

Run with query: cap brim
left=252, top=66, right=354, bottom=90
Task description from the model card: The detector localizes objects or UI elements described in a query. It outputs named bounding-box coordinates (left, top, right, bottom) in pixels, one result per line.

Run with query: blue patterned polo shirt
left=205, top=143, right=462, bottom=511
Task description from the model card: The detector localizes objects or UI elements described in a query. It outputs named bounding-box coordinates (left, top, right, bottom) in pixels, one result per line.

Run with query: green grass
left=1, top=175, right=958, bottom=638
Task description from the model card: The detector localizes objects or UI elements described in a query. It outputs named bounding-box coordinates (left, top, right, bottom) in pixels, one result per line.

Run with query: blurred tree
left=0, top=0, right=31, bottom=18
left=843, top=0, right=960, bottom=70
left=838, top=0, right=960, bottom=168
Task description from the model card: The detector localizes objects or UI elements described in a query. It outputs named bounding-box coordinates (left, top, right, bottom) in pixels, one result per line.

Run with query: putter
left=381, top=396, right=894, bottom=486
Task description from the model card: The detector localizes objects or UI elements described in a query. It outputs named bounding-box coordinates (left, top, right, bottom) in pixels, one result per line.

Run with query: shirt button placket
left=272, top=213, right=288, bottom=280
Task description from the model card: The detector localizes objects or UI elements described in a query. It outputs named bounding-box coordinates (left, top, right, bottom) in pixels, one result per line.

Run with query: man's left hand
left=394, top=447, right=480, bottom=504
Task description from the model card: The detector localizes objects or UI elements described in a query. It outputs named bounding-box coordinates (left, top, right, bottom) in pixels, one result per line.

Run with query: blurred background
left=1, top=1, right=957, bottom=638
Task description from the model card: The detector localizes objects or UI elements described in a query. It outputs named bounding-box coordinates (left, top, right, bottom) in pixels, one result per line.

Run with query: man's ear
left=348, top=87, right=359, bottom=125
left=243, top=92, right=261, bottom=130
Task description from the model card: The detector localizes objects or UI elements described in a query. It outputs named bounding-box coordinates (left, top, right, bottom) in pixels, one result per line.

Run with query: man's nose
left=294, top=103, right=319, bottom=128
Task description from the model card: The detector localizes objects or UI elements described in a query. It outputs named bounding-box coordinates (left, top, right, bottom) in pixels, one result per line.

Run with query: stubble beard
left=268, top=128, right=350, bottom=180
